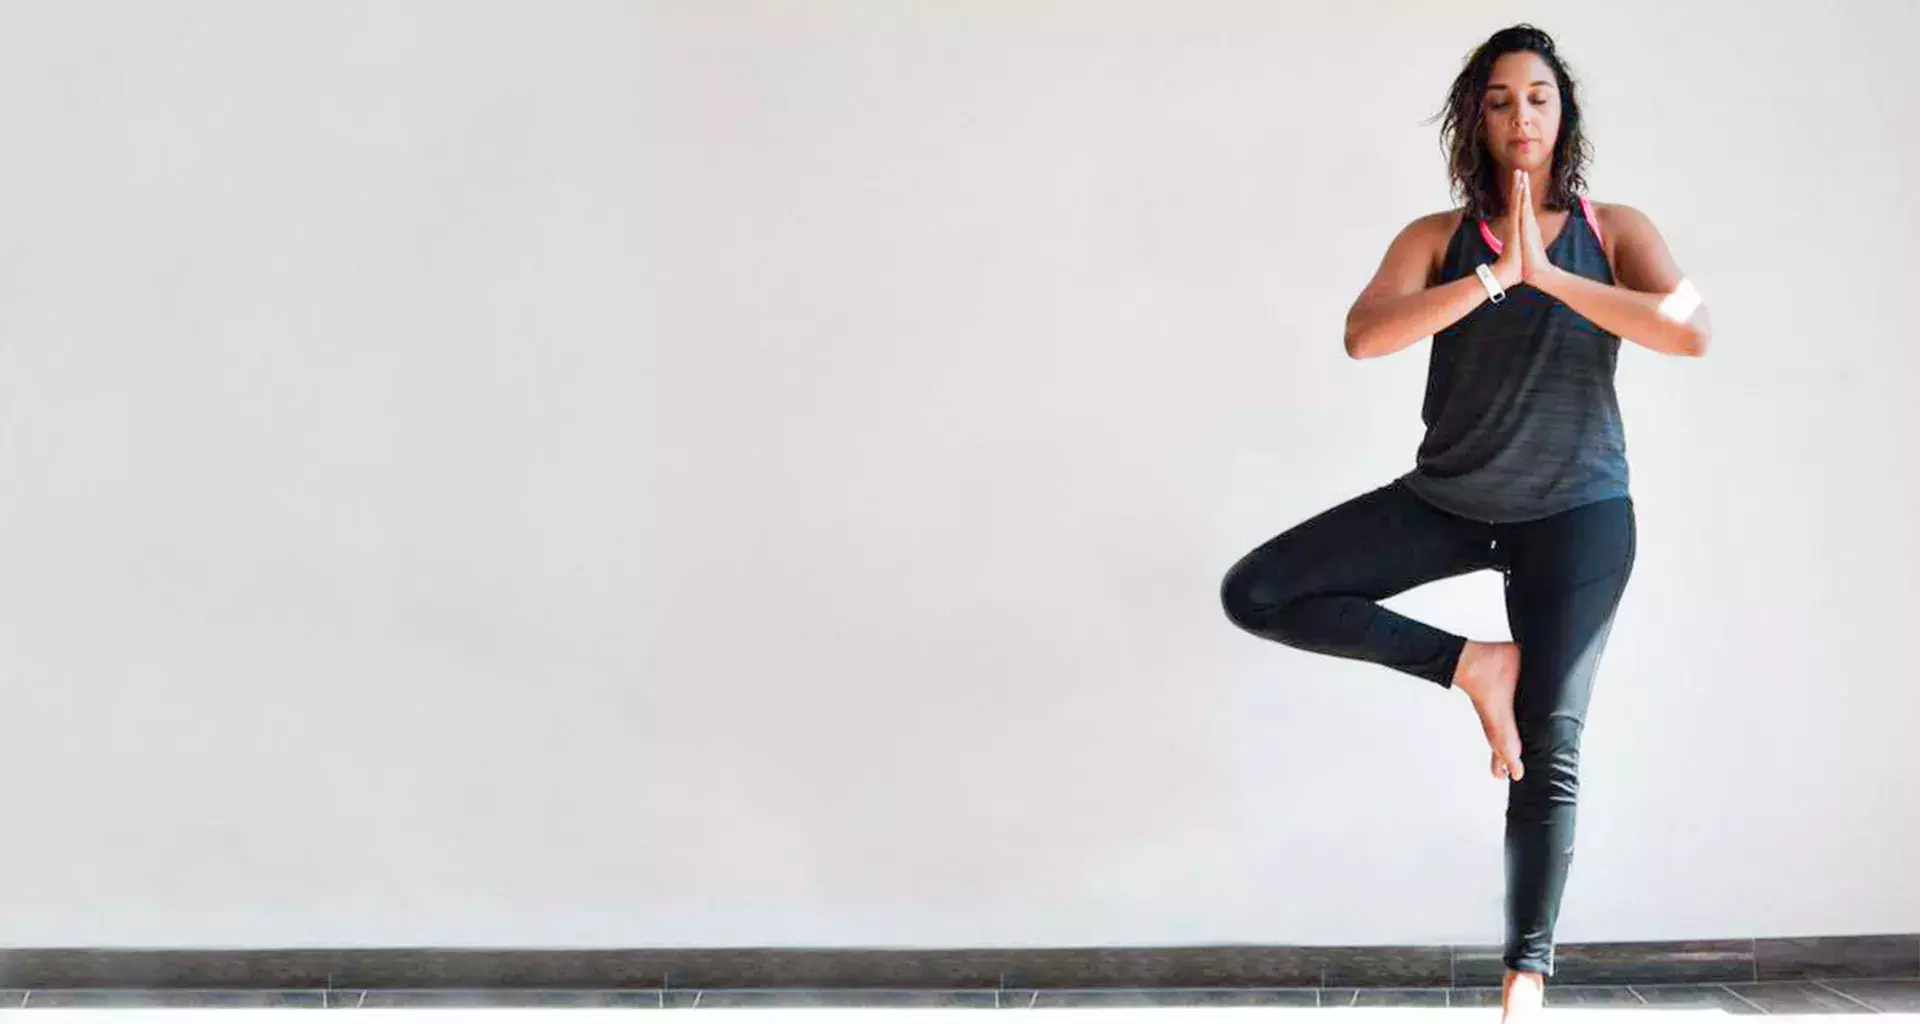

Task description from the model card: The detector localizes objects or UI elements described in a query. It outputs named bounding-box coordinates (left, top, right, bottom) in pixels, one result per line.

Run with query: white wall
left=1, top=0, right=1915, bottom=949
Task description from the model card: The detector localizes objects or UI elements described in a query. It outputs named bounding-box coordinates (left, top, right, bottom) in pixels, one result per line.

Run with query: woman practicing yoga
left=1220, top=23, right=1711, bottom=1022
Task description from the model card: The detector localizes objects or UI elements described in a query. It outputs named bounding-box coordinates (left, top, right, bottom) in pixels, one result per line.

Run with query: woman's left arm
left=1533, top=204, right=1712, bottom=357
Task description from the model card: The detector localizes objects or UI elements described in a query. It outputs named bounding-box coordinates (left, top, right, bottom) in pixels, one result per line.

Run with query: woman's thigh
left=1223, top=480, right=1497, bottom=610
left=1502, top=497, right=1637, bottom=729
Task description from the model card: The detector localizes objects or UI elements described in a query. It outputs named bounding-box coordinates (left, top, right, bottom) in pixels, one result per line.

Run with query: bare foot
left=1452, top=640, right=1524, bottom=782
left=1501, top=968, right=1544, bottom=1022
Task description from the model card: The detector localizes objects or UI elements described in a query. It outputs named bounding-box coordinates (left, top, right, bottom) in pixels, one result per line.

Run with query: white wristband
left=1475, top=263, right=1506, bottom=304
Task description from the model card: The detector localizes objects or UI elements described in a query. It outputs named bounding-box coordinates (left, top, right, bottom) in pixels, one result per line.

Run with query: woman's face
left=1482, top=50, right=1560, bottom=176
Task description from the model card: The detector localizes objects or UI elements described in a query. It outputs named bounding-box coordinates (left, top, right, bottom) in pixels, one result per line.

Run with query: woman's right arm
left=1343, top=179, right=1525, bottom=359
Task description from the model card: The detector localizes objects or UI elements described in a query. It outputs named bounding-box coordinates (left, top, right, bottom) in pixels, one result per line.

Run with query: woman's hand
left=1516, top=173, right=1555, bottom=286
left=1491, top=169, right=1525, bottom=289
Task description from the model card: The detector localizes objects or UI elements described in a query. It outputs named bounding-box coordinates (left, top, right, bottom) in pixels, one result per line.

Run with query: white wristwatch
left=1475, top=263, right=1506, bottom=304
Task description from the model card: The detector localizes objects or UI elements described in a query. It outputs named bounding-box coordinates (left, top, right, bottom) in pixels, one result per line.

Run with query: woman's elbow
left=1685, top=324, right=1711, bottom=357
left=1343, top=319, right=1374, bottom=359
left=1660, top=284, right=1711, bottom=357
left=1681, top=309, right=1713, bottom=357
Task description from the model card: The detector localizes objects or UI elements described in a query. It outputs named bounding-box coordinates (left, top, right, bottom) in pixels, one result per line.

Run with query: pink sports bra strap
left=1477, top=218, right=1504, bottom=254
left=1578, top=195, right=1603, bottom=245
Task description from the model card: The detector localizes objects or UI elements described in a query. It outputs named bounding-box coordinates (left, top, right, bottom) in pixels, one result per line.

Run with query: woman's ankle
left=1450, top=640, right=1483, bottom=689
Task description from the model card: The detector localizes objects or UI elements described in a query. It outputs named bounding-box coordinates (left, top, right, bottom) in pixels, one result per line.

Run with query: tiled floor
left=0, top=979, right=1917, bottom=1014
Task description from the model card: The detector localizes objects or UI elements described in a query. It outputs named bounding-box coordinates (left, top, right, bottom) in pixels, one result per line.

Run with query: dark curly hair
left=1431, top=24, right=1591, bottom=221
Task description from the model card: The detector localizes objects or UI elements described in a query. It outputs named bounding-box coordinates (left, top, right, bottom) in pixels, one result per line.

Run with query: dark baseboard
left=0, top=933, right=1914, bottom=991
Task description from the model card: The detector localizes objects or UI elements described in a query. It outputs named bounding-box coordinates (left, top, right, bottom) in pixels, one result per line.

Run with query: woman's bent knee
left=1221, top=553, right=1291, bottom=637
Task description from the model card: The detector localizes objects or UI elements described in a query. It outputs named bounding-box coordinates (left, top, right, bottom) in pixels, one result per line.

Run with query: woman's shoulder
left=1590, top=200, right=1656, bottom=234
left=1382, top=208, right=1468, bottom=258
left=1588, top=200, right=1660, bottom=266
left=1406, top=207, right=1468, bottom=238
left=1399, top=208, right=1469, bottom=277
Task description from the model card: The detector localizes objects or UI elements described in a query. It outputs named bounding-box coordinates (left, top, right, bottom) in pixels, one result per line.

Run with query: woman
left=1219, top=24, right=1710, bottom=1023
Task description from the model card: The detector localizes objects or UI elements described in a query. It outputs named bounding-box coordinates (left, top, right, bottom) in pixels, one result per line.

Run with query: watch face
left=1476, top=266, right=1504, bottom=301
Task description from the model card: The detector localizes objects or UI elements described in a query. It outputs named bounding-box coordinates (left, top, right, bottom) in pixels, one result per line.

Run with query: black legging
left=1219, top=479, right=1636, bottom=976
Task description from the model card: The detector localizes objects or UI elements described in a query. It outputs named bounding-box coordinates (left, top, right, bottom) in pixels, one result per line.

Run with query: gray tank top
left=1399, top=198, right=1630, bottom=523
